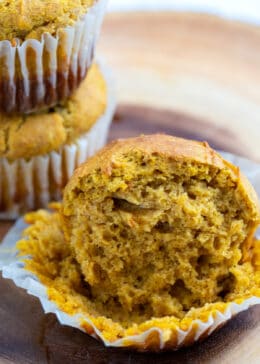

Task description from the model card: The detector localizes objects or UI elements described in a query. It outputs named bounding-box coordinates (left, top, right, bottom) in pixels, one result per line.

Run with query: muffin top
left=0, top=63, right=107, bottom=160
left=0, top=0, right=96, bottom=41
left=62, top=135, right=260, bottom=321
left=64, top=134, right=260, bottom=213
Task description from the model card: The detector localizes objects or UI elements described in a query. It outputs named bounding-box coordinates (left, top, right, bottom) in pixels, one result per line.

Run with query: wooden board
left=0, top=12, right=260, bottom=363
left=99, top=12, right=260, bottom=162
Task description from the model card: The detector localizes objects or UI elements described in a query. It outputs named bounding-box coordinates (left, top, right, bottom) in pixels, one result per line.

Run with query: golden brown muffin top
left=0, top=63, right=107, bottom=161
left=0, top=0, right=96, bottom=41
left=65, top=134, right=260, bottom=217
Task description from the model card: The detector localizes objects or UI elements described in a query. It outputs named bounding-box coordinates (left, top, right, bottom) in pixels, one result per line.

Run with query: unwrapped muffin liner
left=0, top=61, right=116, bottom=219
left=0, top=152, right=259, bottom=351
left=0, top=0, right=107, bottom=113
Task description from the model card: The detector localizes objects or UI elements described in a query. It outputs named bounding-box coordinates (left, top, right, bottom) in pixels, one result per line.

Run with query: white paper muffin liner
left=0, top=0, right=107, bottom=113
left=0, top=152, right=259, bottom=351
left=0, top=61, right=116, bottom=219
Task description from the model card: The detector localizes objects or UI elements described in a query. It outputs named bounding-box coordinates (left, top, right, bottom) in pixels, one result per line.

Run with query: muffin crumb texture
left=0, top=0, right=95, bottom=41
left=17, top=135, right=260, bottom=341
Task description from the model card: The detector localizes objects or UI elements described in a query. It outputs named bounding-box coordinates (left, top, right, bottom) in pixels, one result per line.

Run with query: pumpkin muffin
left=14, top=134, right=260, bottom=350
left=62, top=134, right=260, bottom=318
left=0, top=0, right=107, bottom=113
left=0, top=62, right=115, bottom=218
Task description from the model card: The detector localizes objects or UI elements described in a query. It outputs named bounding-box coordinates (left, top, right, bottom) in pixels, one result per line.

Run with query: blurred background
left=98, top=1, right=260, bottom=161
left=108, top=0, right=260, bottom=24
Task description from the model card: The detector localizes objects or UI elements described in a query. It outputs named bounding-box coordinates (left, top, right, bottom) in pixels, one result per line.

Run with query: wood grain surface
left=99, top=12, right=260, bottom=162
left=0, top=11, right=260, bottom=364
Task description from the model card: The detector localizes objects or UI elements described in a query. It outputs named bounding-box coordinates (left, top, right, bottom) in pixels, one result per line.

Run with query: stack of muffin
left=0, top=0, right=114, bottom=219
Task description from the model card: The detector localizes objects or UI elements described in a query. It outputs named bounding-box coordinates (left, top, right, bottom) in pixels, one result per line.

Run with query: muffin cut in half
left=13, top=134, right=260, bottom=350
left=62, top=134, right=260, bottom=321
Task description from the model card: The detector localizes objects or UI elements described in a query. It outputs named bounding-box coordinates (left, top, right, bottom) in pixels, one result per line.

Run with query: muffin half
left=62, top=134, right=260, bottom=320
left=8, top=134, right=259, bottom=351
left=0, top=62, right=115, bottom=218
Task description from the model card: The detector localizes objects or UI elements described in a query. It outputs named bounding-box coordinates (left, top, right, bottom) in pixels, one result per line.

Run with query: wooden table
left=99, top=12, right=260, bottom=162
left=0, top=12, right=260, bottom=363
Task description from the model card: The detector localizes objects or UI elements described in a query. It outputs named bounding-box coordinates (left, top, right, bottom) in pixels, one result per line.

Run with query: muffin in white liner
left=0, top=61, right=116, bottom=219
left=0, top=152, right=259, bottom=352
left=0, top=0, right=107, bottom=114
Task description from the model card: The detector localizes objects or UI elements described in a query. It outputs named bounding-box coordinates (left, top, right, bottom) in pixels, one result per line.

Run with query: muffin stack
left=0, top=0, right=114, bottom=218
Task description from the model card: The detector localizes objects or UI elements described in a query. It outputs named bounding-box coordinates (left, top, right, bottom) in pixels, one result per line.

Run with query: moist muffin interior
left=18, top=207, right=260, bottom=330
left=61, top=146, right=260, bottom=324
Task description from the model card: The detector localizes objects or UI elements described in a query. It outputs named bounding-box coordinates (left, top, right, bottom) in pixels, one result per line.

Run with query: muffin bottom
left=6, top=207, right=258, bottom=351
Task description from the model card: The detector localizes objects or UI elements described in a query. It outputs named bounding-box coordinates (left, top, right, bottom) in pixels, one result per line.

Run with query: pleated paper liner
left=79, top=296, right=260, bottom=351
left=0, top=215, right=259, bottom=352
left=0, top=61, right=116, bottom=219
left=0, top=0, right=107, bottom=114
